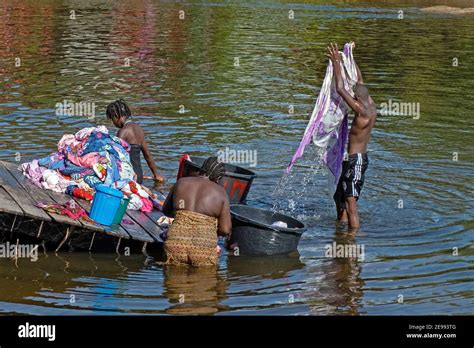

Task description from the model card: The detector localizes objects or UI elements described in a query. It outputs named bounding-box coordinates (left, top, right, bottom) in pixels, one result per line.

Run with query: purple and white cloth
left=286, top=43, right=358, bottom=193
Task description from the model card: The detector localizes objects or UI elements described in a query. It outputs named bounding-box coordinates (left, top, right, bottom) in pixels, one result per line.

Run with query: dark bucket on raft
left=229, top=205, right=306, bottom=256
left=181, top=156, right=256, bottom=204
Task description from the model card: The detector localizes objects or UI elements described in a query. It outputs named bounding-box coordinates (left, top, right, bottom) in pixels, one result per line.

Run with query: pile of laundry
left=20, top=126, right=153, bottom=212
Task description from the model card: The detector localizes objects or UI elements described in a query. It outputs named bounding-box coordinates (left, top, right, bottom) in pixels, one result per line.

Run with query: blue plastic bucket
left=89, top=185, right=123, bottom=226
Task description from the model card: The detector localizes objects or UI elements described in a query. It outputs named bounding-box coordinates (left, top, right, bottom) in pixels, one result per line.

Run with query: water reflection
left=0, top=252, right=144, bottom=313
left=0, top=0, right=473, bottom=315
left=163, top=265, right=228, bottom=315
left=227, top=254, right=304, bottom=278
left=320, top=228, right=363, bottom=315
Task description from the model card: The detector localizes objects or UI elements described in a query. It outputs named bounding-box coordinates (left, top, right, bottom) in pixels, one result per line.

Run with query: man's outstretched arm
left=326, top=43, right=365, bottom=115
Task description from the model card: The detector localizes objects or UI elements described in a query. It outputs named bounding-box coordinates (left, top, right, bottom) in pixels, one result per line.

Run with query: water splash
left=271, top=149, right=327, bottom=220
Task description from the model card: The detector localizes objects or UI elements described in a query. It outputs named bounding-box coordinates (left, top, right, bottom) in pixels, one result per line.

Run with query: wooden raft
left=0, top=160, right=165, bottom=252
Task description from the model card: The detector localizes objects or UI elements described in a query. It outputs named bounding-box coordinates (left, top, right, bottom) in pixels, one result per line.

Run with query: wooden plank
left=127, top=209, right=164, bottom=243
left=144, top=209, right=165, bottom=225
left=71, top=196, right=130, bottom=239
left=145, top=209, right=168, bottom=244
left=103, top=224, right=130, bottom=239
left=120, top=211, right=154, bottom=243
left=66, top=196, right=105, bottom=232
left=0, top=162, right=51, bottom=221
left=43, top=190, right=89, bottom=229
left=2, top=162, right=155, bottom=242
left=1, top=161, right=83, bottom=227
left=0, top=186, right=23, bottom=215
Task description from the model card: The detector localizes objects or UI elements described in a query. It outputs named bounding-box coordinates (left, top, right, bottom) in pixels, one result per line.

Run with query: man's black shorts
left=334, top=153, right=369, bottom=206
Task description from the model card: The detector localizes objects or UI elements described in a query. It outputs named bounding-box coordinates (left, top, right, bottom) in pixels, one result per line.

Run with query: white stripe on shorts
left=353, top=153, right=362, bottom=196
left=355, top=153, right=362, bottom=181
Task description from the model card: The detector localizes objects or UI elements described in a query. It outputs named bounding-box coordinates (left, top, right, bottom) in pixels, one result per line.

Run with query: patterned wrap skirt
left=164, top=210, right=218, bottom=266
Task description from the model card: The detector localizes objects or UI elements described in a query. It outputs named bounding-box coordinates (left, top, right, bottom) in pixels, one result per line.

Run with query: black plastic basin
left=229, top=204, right=305, bottom=256
left=181, top=156, right=256, bottom=204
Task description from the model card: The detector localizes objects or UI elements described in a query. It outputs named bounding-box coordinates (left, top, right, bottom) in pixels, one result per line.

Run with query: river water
left=0, top=0, right=473, bottom=315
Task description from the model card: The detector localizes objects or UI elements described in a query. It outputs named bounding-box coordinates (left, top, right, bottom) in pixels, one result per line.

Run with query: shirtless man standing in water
left=326, top=43, right=377, bottom=229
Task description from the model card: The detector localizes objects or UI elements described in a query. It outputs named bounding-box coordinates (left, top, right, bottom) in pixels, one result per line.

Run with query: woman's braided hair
left=199, top=156, right=225, bottom=183
left=106, top=99, right=131, bottom=120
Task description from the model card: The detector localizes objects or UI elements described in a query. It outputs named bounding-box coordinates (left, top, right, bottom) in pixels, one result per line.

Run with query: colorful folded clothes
left=21, top=126, right=153, bottom=212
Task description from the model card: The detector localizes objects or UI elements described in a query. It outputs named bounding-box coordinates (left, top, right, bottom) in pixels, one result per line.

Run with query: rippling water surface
left=0, top=0, right=473, bottom=315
